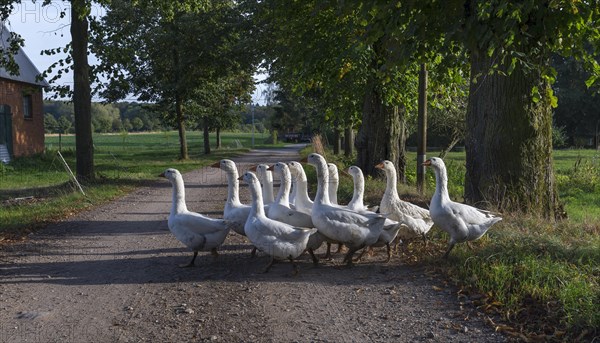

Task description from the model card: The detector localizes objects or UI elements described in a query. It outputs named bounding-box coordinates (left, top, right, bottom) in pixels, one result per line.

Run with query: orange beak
left=300, top=157, right=308, bottom=163
left=210, top=161, right=220, bottom=168
left=374, top=162, right=384, bottom=169
left=158, top=172, right=165, bottom=178
left=237, top=175, right=244, bottom=181
left=267, top=165, right=274, bottom=171
left=422, top=160, right=432, bottom=166
left=249, top=165, right=257, bottom=171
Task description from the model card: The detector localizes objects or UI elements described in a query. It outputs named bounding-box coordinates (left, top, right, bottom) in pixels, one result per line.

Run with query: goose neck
left=275, top=169, right=291, bottom=206
left=384, top=168, right=399, bottom=200
left=351, top=173, right=365, bottom=205
left=314, top=161, right=330, bottom=205
left=248, top=180, right=266, bottom=217
left=434, top=166, right=450, bottom=203
left=171, top=176, right=188, bottom=214
left=226, top=170, right=242, bottom=206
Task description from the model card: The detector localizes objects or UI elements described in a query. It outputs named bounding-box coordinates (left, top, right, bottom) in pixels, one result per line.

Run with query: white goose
left=376, top=160, right=434, bottom=242
left=251, top=164, right=275, bottom=204
left=346, top=165, right=407, bottom=262
left=268, top=162, right=324, bottom=264
left=305, top=153, right=387, bottom=265
left=160, top=168, right=232, bottom=267
left=424, top=157, right=502, bottom=257
left=287, top=161, right=313, bottom=215
left=211, top=159, right=250, bottom=237
left=240, top=171, right=317, bottom=274
left=327, top=163, right=339, bottom=206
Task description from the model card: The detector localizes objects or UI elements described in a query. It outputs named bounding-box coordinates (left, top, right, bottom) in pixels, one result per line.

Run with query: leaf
left=585, top=75, right=597, bottom=88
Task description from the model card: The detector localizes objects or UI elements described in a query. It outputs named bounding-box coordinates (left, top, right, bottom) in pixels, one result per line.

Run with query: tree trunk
left=355, top=84, right=402, bottom=177
left=203, top=116, right=211, bottom=155
left=71, top=0, right=94, bottom=181
left=175, top=94, right=188, bottom=159
left=344, top=126, right=353, bottom=157
left=333, top=123, right=341, bottom=155
left=397, top=106, right=407, bottom=184
left=465, top=50, right=560, bottom=219
left=216, top=127, right=221, bottom=149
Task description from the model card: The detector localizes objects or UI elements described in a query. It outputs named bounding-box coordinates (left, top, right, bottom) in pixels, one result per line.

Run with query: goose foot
left=289, top=256, right=299, bottom=276
left=352, top=248, right=367, bottom=263
left=263, top=256, right=276, bottom=273
left=308, top=248, right=319, bottom=266
left=179, top=251, right=198, bottom=268
left=335, top=243, right=344, bottom=254
left=385, top=243, right=391, bottom=263
left=343, top=246, right=361, bottom=266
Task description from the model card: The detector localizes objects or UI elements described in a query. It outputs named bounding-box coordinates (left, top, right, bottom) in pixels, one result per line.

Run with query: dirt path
left=0, top=145, right=507, bottom=342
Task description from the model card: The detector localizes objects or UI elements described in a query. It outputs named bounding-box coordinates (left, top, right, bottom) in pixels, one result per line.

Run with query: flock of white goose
left=160, top=153, right=502, bottom=273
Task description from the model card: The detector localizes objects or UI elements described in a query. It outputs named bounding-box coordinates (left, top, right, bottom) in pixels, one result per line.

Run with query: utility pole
left=251, top=104, right=255, bottom=147
left=417, top=63, right=427, bottom=194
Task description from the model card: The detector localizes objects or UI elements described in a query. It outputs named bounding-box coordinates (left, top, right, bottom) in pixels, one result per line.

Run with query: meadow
left=1, top=132, right=599, bottom=339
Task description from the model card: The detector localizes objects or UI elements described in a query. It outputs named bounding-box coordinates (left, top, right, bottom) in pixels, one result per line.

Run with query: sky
left=5, top=1, right=267, bottom=104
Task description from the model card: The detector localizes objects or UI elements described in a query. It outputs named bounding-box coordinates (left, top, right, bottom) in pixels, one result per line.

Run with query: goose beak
left=422, top=160, right=432, bottom=167
left=375, top=162, right=384, bottom=169
left=237, top=175, right=244, bottom=181
left=210, top=161, right=220, bottom=168
left=158, top=172, right=165, bottom=178
left=300, top=157, right=308, bottom=163
left=249, top=165, right=257, bottom=171
left=267, top=165, right=274, bottom=171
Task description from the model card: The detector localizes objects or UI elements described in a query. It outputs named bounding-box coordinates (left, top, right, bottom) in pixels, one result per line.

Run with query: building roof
left=0, top=25, right=49, bottom=87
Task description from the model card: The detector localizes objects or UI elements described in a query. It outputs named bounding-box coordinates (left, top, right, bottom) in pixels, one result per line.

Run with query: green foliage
left=552, top=125, right=568, bottom=149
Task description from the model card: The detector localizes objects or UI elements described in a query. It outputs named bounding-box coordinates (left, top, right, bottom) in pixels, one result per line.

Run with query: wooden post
left=417, top=63, right=427, bottom=194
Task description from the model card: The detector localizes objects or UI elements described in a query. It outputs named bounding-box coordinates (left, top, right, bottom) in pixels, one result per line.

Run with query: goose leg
left=422, top=233, right=428, bottom=246
left=352, top=248, right=368, bottom=263
left=443, top=242, right=455, bottom=258
left=288, top=256, right=299, bottom=276
left=335, top=243, right=344, bottom=253
left=308, top=248, right=319, bottom=265
left=324, top=243, right=332, bottom=259
left=263, top=256, right=276, bottom=273
left=211, top=248, right=219, bottom=260
left=343, top=246, right=361, bottom=266
left=250, top=246, right=257, bottom=258
left=179, top=251, right=198, bottom=268
left=466, top=242, right=474, bottom=250
left=385, top=243, right=391, bottom=263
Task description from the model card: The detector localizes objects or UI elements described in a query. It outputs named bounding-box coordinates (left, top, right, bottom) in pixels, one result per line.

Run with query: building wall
left=0, top=79, right=45, bottom=157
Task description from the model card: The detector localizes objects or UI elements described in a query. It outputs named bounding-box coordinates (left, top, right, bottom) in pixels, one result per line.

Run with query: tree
left=94, top=0, right=257, bottom=159
left=44, top=114, right=58, bottom=134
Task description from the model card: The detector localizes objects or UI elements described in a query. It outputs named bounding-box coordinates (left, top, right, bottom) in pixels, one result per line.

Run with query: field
left=1, top=133, right=599, bottom=339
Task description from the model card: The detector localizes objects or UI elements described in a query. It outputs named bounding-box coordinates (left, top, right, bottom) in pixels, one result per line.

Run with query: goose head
left=375, top=160, right=394, bottom=173
left=270, top=162, right=288, bottom=176
left=213, top=159, right=237, bottom=173
left=306, top=153, right=327, bottom=169
left=287, top=161, right=305, bottom=178
left=327, top=163, right=339, bottom=181
left=159, top=168, right=181, bottom=181
left=347, top=166, right=362, bottom=178
left=423, top=157, right=445, bottom=171
left=238, top=171, right=260, bottom=186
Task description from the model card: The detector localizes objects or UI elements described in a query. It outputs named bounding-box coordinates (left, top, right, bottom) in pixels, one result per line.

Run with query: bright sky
left=5, top=1, right=267, bottom=104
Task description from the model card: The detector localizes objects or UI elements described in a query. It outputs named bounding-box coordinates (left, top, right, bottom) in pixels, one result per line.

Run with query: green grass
left=312, top=147, right=599, bottom=340
left=0, top=131, right=283, bottom=239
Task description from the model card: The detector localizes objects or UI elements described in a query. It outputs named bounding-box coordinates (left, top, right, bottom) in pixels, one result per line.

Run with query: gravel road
left=0, top=145, right=507, bottom=342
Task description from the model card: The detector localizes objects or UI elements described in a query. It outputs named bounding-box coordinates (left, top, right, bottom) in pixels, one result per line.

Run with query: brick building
left=0, top=25, right=48, bottom=163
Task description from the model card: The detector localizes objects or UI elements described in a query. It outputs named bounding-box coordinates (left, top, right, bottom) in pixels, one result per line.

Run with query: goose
left=423, top=157, right=502, bottom=257
left=250, top=164, right=275, bottom=204
left=211, top=159, right=250, bottom=237
left=346, top=165, right=407, bottom=261
left=305, top=153, right=387, bottom=265
left=160, top=168, right=232, bottom=267
left=287, top=161, right=313, bottom=215
left=327, top=163, right=339, bottom=206
left=240, top=171, right=317, bottom=274
left=376, top=160, right=434, bottom=242
left=267, top=162, right=324, bottom=264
